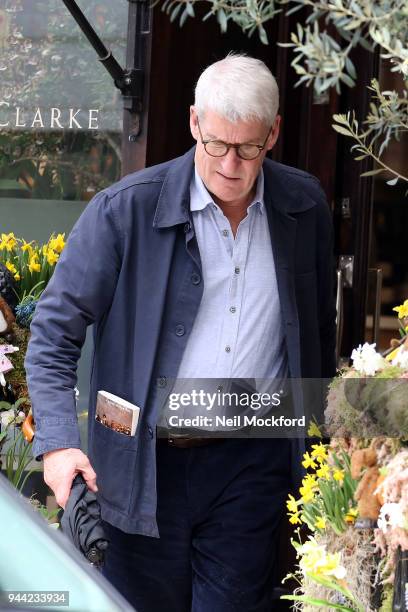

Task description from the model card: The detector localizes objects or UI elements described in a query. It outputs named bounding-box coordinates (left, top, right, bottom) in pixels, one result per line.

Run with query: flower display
left=286, top=443, right=357, bottom=536
left=0, top=232, right=66, bottom=303
left=0, top=232, right=65, bottom=505
left=282, top=300, right=408, bottom=610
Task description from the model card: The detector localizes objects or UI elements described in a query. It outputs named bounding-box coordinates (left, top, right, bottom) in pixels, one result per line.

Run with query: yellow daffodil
left=1, top=232, right=17, bottom=252
left=299, top=485, right=316, bottom=503
left=311, top=443, right=328, bottom=463
left=48, top=233, right=65, bottom=253
left=333, top=469, right=345, bottom=483
left=288, top=511, right=302, bottom=525
left=28, top=257, right=41, bottom=273
left=315, top=516, right=326, bottom=530
left=393, top=300, right=408, bottom=319
left=299, top=474, right=318, bottom=503
left=286, top=494, right=298, bottom=514
left=344, top=508, right=358, bottom=524
left=14, top=272, right=20, bottom=281
left=307, top=421, right=322, bottom=438
left=5, top=261, right=17, bottom=275
left=302, top=452, right=317, bottom=470
left=316, top=463, right=331, bottom=479
left=20, top=239, right=34, bottom=253
left=46, top=249, right=59, bottom=265
left=303, top=473, right=317, bottom=485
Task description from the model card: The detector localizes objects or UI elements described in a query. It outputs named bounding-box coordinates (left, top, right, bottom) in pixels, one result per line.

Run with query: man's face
left=190, top=107, right=281, bottom=208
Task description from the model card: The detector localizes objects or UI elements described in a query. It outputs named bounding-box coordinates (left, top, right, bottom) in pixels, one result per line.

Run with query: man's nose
left=220, top=147, right=241, bottom=172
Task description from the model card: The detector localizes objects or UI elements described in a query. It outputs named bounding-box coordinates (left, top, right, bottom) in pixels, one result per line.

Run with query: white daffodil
left=351, top=342, right=385, bottom=376
left=392, top=348, right=408, bottom=370
left=297, top=536, right=347, bottom=580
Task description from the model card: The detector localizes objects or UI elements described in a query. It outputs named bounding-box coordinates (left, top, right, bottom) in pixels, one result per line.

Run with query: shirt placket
left=217, top=208, right=253, bottom=378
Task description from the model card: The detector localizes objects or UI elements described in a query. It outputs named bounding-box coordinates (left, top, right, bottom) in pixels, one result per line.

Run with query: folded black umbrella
left=61, top=474, right=108, bottom=567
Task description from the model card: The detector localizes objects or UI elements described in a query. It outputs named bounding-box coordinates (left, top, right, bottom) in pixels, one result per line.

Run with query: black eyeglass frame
left=196, top=117, right=273, bottom=161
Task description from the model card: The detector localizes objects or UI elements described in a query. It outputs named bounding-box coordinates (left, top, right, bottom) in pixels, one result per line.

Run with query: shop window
left=0, top=0, right=126, bottom=202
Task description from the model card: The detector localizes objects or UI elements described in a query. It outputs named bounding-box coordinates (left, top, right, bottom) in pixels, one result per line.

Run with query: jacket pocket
left=90, top=419, right=138, bottom=514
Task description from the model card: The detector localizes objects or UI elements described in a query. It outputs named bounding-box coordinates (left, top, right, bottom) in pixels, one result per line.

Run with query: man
left=25, top=54, right=336, bottom=611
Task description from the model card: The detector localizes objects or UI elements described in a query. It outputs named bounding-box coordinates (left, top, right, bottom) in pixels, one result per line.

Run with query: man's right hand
left=43, top=448, right=98, bottom=509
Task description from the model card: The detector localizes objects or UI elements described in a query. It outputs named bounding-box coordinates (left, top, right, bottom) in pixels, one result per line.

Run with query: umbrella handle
left=86, top=546, right=105, bottom=567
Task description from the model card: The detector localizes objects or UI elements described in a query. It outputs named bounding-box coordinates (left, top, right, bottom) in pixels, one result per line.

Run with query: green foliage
left=159, top=0, right=408, bottom=187
left=332, top=101, right=407, bottom=186
left=2, top=429, right=34, bottom=492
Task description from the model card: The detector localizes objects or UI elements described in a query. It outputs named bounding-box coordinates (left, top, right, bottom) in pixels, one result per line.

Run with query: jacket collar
left=153, top=148, right=195, bottom=229
left=262, top=157, right=318, bottom=217
left=153, top=146, right=317, bottom=229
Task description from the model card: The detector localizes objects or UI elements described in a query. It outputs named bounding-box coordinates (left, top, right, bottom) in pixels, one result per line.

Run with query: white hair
left=194, top=54, right=279, bottom=125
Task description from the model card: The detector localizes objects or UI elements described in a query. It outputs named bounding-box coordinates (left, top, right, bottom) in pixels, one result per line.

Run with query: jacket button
left=175, top=325, right=185, bottom=336
left=184, top=222, right=190, bottom=233
left=157, top=376, right=167, bottom=388
left=147, top=426, right=154, bottom=439
left=191, top=273, right=201, bottom=285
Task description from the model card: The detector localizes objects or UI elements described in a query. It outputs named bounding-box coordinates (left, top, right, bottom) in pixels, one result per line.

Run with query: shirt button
left=175, top=324, right=185, bottom=336
left=225, top=346, right=231, bottom=353
left=184, top=222, right=190, bottom=233
left=191, top=273, right=201, bottom=285
left=234, top=267, right=240, bottom=274
left=230, top=306, right=236, bottom=313
left=222, top=229, right=229, bottom=237
left=157, top=376, right=167, bottom=388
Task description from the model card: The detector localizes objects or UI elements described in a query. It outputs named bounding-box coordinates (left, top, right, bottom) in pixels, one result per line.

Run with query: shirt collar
left=190, top=168, right=265, bottom=215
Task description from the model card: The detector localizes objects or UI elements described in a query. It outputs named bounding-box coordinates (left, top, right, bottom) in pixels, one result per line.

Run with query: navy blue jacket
left=25, top=147, right=336, bottom=536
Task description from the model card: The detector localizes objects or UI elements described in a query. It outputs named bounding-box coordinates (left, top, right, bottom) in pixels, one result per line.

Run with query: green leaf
left=339, top=73, right=356, bottom=88
left=179, top=7, right=190, bottom=27
left=332, top=125, right=353, bottom=137
left=217, top=8, right=227, bottom=32
left=13, top=397, right=28, bottom=410
left=332, top=114, right=349, bottom=125
left=360, top=168, right=384, bottom=177
left=186, top=2, right=194, bottom=17
left=169, top=4, right=182, bottom=23
left=258, top=25, right=268, bottom=45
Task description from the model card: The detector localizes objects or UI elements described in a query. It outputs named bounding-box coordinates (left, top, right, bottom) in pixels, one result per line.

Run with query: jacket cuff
left=32, top=417, right=81, bottom=461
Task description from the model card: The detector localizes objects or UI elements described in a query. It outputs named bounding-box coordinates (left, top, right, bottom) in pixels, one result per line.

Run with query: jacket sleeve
left=24, top=191, right=123, bottom=459
left=314, top=182, right=337, bottom=379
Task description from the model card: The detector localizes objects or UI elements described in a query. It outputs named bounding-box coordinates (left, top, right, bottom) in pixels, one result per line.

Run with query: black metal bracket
left=61, top=0, right=144, bottom=114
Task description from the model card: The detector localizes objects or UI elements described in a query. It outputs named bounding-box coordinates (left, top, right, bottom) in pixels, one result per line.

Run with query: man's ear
left=190, top=106, right=199, bottom=141
left=267, top=114, right=281, bottom=151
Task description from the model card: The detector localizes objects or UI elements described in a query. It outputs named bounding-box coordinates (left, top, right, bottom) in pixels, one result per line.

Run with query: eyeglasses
left=196, top=118, right=272, bottom=161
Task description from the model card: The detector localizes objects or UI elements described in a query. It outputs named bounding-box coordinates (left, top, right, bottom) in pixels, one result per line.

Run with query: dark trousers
left=102, top=438, right=291, bottom=612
